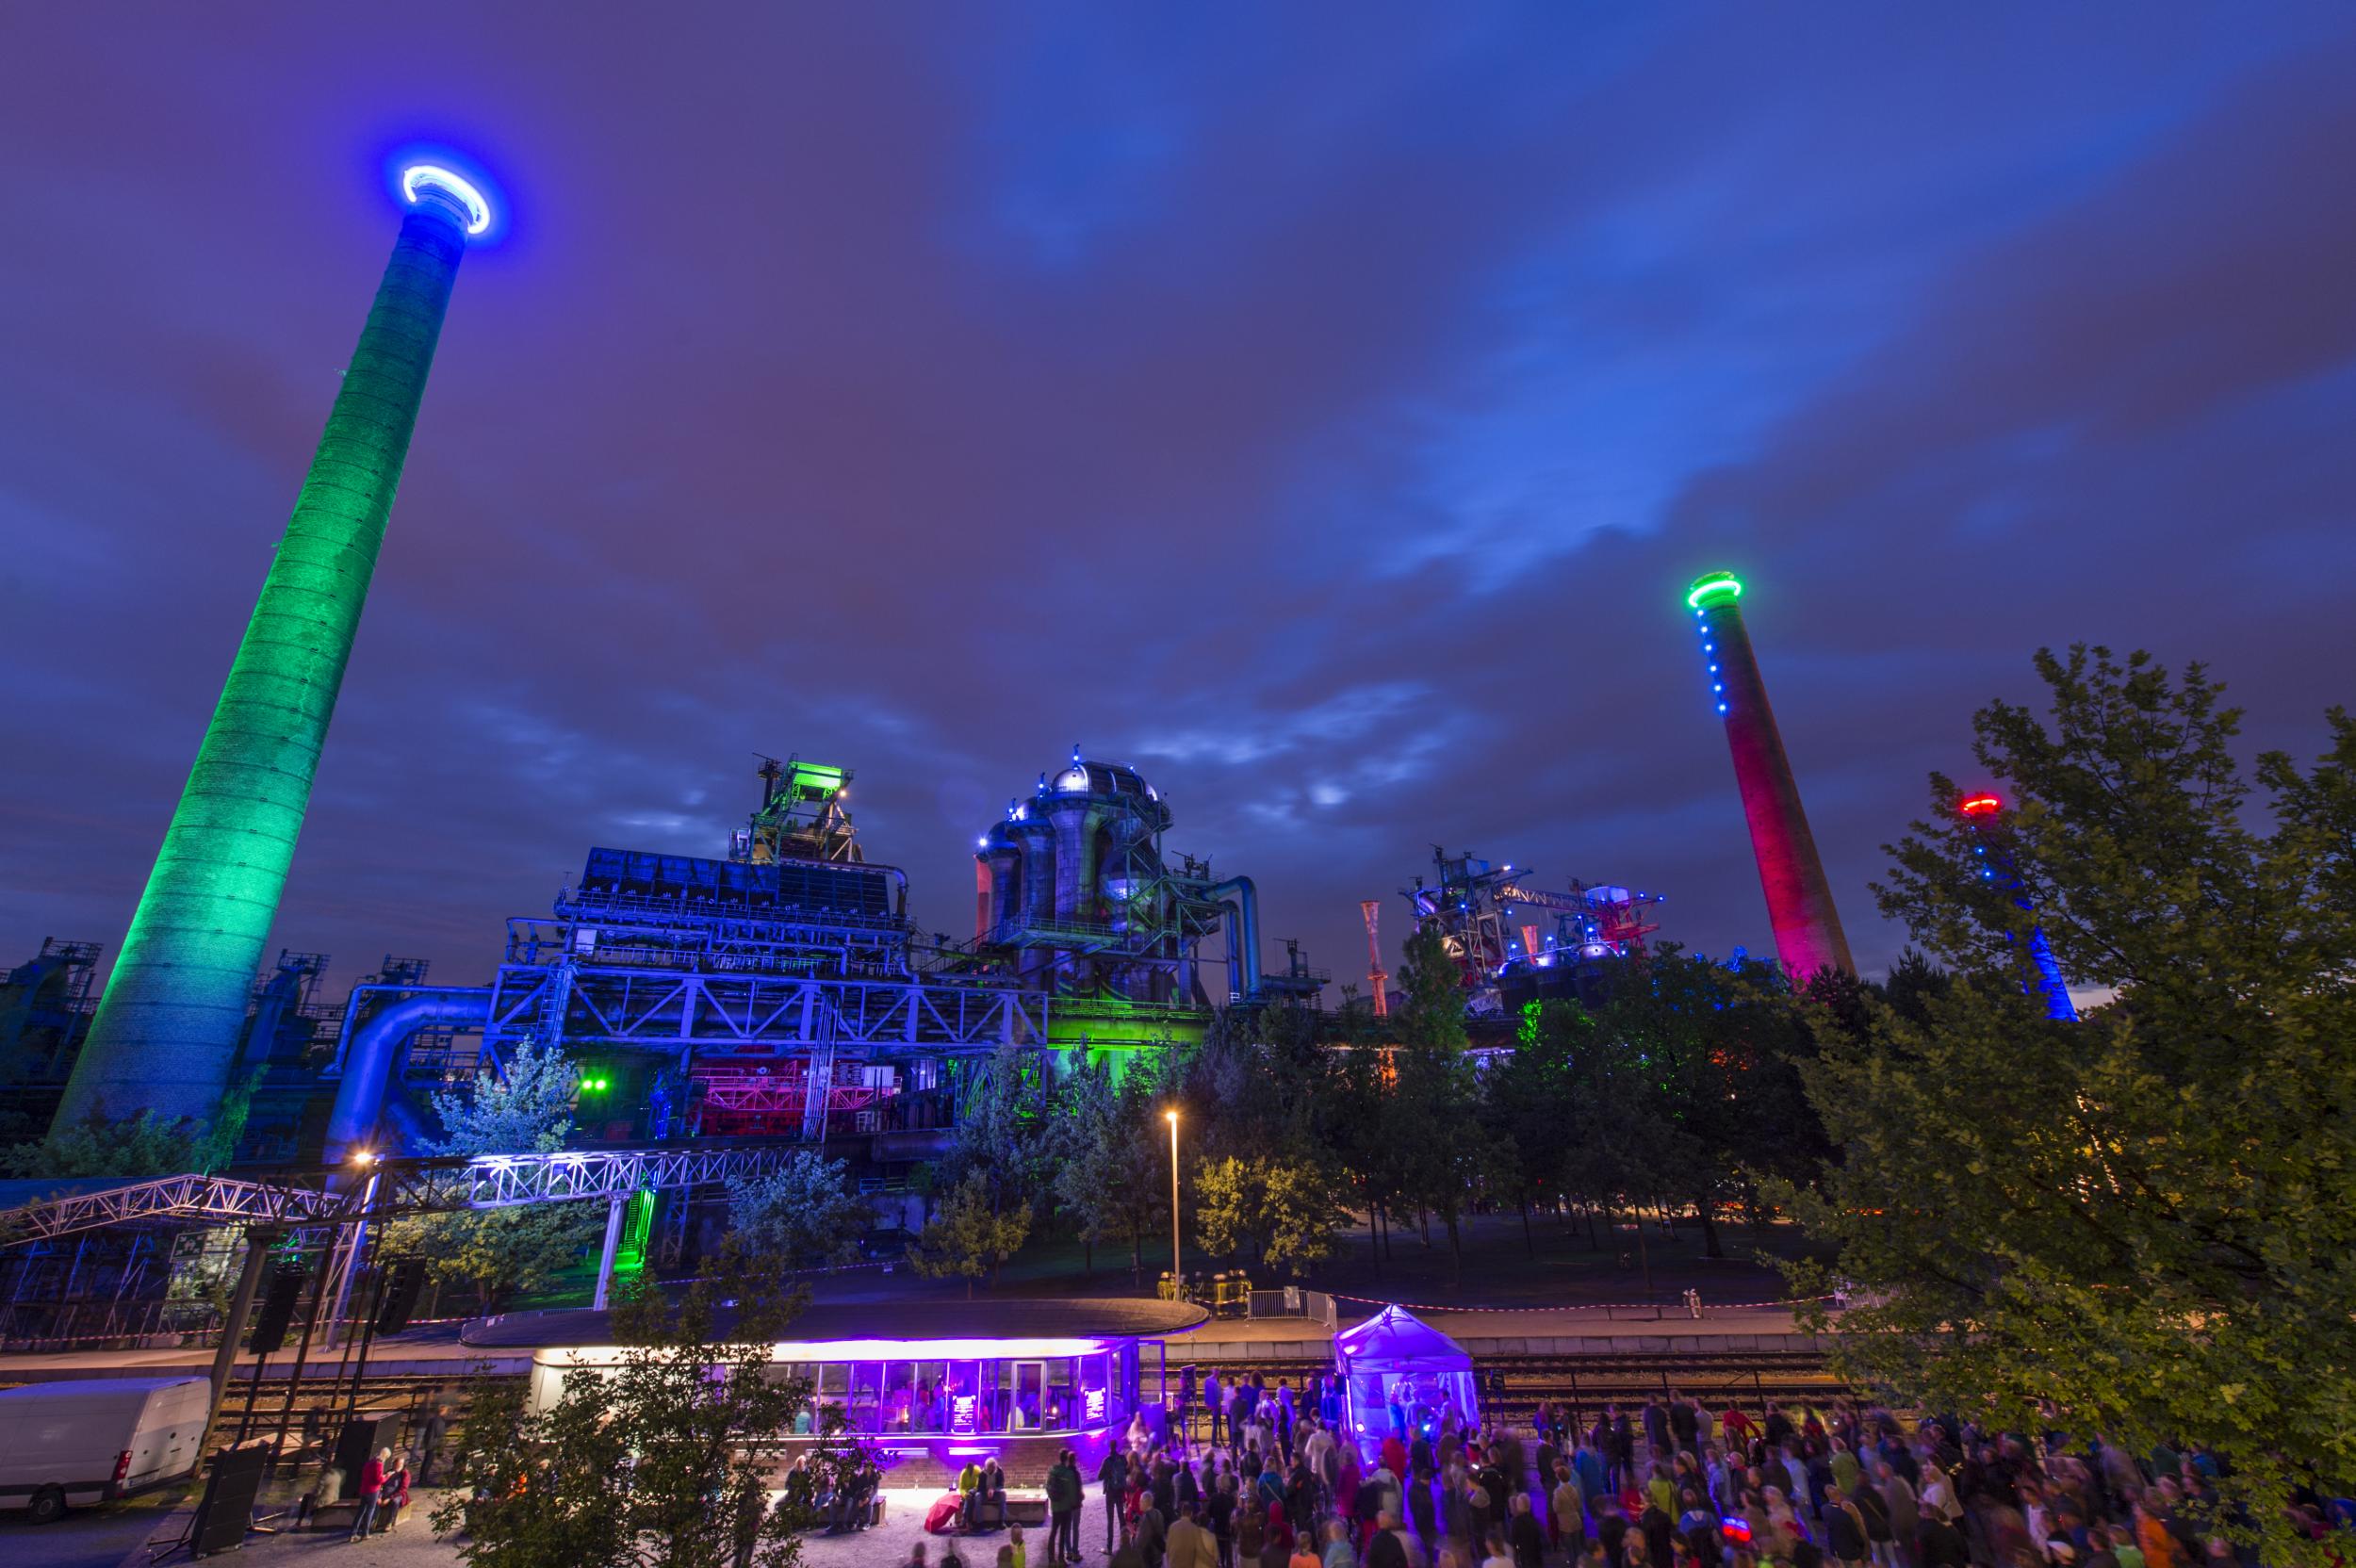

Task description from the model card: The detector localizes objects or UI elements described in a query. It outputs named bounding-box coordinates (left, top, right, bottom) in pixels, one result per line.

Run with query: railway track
left=1168, top=1348, right=1857, bottom=1429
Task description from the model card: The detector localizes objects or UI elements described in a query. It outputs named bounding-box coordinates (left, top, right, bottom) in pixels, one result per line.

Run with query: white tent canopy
left=1333, top=1304, right=1480, bottom=1458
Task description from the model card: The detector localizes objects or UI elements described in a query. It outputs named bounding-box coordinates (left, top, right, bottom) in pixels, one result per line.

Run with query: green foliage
left=384, top=1037, right=601, bottom=1310
left=7, top=1067, right=259, bottom=1179
left=941, top=1041, right=1055, bottom=1215
left=436, top=1254, right=859, bottom=1568
left=910, top=1172, right=1032, bottom=1297
left=5, top=1108, right=206, bottom=1180
left=1048, top=1054, right=1169, bottom=1281
left=724, top=1150, right=868, bottom=1268
left=1784, top=646, right=2356, bottom=1565
left=1382, top=924, right=1483, bottom=1279
left=1591, top=952, right=1821, bottom=1250
left=1394, top=923, right=1469, bottom=1054
left=1192, top=1152, right=1344, bottom=1277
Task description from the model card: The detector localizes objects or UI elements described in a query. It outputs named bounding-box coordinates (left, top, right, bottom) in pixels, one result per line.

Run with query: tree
left=1782, top=646, right=2356, bottom=1565
left=1048, top=1055, right=1167, bottom=1282
left=723, top=1150, right=868, bottom=1268
left=1554, top=996, right=1693, bottom=1292
left=1383, top=924, right=1483, bottom=1282
left=437, top=1251, right=856, bottom=1568
left=1193, top=1153, right=1345, bottom=1278
left=384, top=1037, right=601, bottom=1310
left=910, top=1173, right=1032, bottom=1298
left=941, top=1041, right=1055, bottom=1218
left=1581, top=951, right=1823, bottom=1257
left=1480, top=1001, right=1582, bottom=1252
left=7, top=1074, right=256, bottom=1179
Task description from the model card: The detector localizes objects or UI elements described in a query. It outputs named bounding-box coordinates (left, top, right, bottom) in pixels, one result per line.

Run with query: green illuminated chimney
left=55, top=165, right=494, bottom=1133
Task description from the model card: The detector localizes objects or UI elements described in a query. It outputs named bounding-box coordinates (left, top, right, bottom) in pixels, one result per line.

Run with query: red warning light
left=1958, top=792, right=2003, bottom=818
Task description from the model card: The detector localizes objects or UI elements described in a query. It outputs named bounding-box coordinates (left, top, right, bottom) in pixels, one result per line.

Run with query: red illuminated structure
left=1359, top=900, right=1389, bottom=1018
left=1687, top=572, right=1855, bottom=978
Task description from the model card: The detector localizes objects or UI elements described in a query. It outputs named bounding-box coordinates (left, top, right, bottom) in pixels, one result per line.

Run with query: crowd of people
left=892, top=1375, right=2347, bottom=1568
left=780, top=1447, right=885, bottom=1532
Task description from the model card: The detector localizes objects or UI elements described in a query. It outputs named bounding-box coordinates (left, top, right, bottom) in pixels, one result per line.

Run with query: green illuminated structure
left=55, top=169, right=489, bottom=1133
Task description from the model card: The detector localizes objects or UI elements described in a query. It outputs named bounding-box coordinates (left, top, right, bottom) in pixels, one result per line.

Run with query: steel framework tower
left=1686, top=571, right=1855, bottom=978
left=56, top=166, right=493, bottom=1132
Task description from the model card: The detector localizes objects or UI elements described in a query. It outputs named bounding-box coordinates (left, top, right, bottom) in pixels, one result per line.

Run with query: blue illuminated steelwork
left=1960, top=795, right=2077, bottom=1021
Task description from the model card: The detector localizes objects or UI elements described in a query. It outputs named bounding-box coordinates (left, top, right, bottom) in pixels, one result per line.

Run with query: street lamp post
left=1165, top=1109, right=1181, bottom=1298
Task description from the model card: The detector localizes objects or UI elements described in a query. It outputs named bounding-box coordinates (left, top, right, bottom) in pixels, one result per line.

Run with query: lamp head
left=401, top=163, right=494, bottom=237
left=1165, top=1109, right=1179, bottom=1125
left=352, top=1149, right=379, bottom=1166
left=1958, top=792, right=2004, bottom=818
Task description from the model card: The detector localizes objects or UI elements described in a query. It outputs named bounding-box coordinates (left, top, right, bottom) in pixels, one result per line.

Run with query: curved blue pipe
left=324, top=988, right=491, bottom=1162
left=1207, top=876, right=1262, bottom=1002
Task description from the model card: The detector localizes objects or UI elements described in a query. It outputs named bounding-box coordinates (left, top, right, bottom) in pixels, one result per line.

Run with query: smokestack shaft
left=57, top=203, right=467, bottom=1130
left=1694, top=584, right=1854, bottom=978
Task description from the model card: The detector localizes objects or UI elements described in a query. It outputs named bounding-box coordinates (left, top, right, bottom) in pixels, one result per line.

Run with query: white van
left=0, top=1376, right=211, bottom=1523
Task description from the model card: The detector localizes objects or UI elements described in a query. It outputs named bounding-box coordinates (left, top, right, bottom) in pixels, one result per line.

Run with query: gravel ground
left=14, top=1486, right=1058, bottom=1568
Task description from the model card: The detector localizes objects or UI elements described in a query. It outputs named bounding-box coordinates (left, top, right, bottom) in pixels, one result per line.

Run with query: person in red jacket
left=349, top=1447, right=388, bottom=1541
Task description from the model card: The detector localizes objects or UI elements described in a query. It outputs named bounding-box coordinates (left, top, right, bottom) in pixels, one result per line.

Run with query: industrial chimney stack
left=56, top=166, right=494, bottom=1132
left=1686, top=571, right=1854, bottom=979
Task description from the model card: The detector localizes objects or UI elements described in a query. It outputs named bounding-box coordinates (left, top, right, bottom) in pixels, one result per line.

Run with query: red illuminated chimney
left=1687, top=571, right=1854, bottom=978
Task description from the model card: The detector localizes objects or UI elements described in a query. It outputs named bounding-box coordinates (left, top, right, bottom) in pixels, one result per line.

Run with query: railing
left=1248, top=1287, right=1338, bottom=1329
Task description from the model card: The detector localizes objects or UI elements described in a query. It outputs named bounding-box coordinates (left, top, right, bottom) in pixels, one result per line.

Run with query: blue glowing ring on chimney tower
left=402, top=164, right=493, bottom=236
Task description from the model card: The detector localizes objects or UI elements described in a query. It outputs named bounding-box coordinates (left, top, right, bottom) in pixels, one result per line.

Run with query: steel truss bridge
left=0, top=1143, right=826, bottom=1334
left=482, top=961, right=1053, bottom=1059
left=0, top=1143, right=812, bottom=1245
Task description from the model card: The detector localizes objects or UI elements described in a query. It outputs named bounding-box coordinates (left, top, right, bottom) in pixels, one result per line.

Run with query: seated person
left=957, top=1459, right=985, bottom=1528
left=978, top=1457, right=1008, bottom=1526
left=781, top=1454, right=815, bottom=1516
left=834, top=1461, right=877, bottom=1531
left=862, top=1461, right=883, bottom=1524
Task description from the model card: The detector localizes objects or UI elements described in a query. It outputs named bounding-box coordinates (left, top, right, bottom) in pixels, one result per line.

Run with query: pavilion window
left=913, top=1360, right=949, bottom=1431
left=850, top=1360, right=883, bottom=1432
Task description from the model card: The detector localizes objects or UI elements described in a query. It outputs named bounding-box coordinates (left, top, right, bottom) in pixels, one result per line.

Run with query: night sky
left=6, top=8, right=2355, bottom=1000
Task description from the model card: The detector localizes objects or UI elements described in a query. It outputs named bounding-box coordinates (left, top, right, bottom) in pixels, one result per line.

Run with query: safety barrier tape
left=1324, top=1292, right=1835, bottom=1315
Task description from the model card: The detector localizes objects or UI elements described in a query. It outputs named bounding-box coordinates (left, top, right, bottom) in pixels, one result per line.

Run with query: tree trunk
left=1418, top=1207, right=1432, bottom=1247
left=1446, top=1212, right=1464, bottom=1287
left=1084, top=1239, right=1095, bottom=1281
left=1520, top=1196, right=1534, bottom=1256
left=1585, top=1203, right=1600, bottom=1250
left=1634, top=1212, right=1652, bottom=1299
left=1695, top=1196, right=1724, bottom=1259
left=1367, top=1204, right=1382, bottom=1275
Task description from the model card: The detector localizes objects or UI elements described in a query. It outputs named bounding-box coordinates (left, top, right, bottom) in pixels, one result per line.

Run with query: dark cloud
left=3, top=6, right=2353, bottom=996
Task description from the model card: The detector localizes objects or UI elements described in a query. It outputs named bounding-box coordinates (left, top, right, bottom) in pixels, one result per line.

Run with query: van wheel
left=26, top=1487, right=65, bottom=1525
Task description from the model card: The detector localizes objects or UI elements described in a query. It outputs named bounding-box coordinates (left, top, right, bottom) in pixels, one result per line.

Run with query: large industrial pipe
left=1688, top=571, right=1855, bottom=978
left=57, top=166, right=493, bottom=1132
left=1208, top=877, right=1264, bottom=1002
left=323, top=988, right=492, bottom=1163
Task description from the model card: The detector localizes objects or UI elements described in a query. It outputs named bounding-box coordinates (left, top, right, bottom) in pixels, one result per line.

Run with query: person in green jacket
left=1048, top=1448, right=1085, bottom=1564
